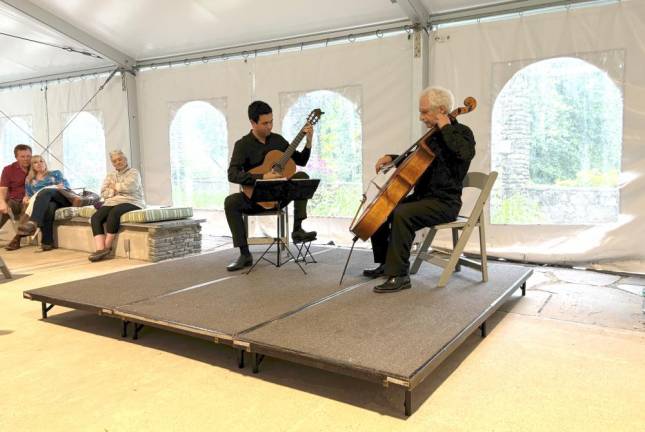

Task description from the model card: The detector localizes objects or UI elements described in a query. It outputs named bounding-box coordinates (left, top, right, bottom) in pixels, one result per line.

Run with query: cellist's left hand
left=375, top=155, right=393, bottom=174
left=304, top=124, right=314, bottom=148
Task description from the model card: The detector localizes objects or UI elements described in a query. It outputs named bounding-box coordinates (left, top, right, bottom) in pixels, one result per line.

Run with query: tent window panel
left=169, top=100, right=228, bottom=210
left=62, top=111, right=106, bottom=192
left=491, top=57, right=623, bottom=225
left=280, top=88, right=363, bottom=218
left=0, top=116, right=33, bottom=167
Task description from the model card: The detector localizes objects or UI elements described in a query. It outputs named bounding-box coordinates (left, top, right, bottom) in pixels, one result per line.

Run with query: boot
left=17, top=220, right=37, bottom=236
left=5, top=235, right=22, bottom=251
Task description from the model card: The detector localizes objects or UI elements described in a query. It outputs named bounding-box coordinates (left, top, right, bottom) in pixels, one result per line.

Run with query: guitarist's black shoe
left=227, top=254, right=253, bottom=271
left=292, top=229, right=316, bottom=243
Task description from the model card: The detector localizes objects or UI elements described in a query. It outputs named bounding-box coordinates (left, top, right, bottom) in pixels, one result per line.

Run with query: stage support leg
left=252, top=354, right=265, bottom=374
left=133, top=323, right=144, bottom=340
left=238, top=350, right=245, bottom=369
left=41, top=302, right=54, bottom=319
left=404, top=389, right=412, bottom=416
left=521, top=281, right=526, bottom=296
left=122, top=321, right=130, bottom=338
left=480, top=321, right=487, bottom=338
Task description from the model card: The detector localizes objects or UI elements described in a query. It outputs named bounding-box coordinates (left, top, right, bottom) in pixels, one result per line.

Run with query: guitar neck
left=277, top=127, right=308, bottom=167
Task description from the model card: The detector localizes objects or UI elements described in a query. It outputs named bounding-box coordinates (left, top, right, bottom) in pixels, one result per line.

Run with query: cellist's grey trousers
left=370, top=195, right=459, bottom=276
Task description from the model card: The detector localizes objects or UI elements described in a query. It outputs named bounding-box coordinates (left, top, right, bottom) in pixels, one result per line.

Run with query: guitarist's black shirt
left=228, top=131, right=311, bottom=186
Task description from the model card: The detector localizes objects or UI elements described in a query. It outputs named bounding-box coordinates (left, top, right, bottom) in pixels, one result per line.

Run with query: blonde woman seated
left=89, top=150, right=145, bottom=262
left=13, top=155, right=71, bottom=251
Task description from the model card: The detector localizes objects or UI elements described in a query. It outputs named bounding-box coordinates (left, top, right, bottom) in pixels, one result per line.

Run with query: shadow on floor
left=38, top=307, right=500, bottom=418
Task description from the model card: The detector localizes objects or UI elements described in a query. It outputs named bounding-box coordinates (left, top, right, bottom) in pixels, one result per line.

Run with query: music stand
left=245, top=178, right=320, bottom=275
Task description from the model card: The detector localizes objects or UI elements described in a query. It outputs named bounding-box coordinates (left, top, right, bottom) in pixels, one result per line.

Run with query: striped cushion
left=54, top=207, right=81, bottom=221
left=120, top=206, right=193, bottom=223
left=78, top=205, right=97, bottom=218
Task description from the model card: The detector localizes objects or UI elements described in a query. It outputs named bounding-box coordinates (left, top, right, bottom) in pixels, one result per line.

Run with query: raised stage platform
left=23, top=246, right=532, bottom=415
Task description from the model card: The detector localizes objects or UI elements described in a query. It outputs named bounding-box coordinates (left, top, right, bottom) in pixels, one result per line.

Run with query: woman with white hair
left=88, top=150, right=145, bottom=262
left=362, top=86, right=476, bottom=293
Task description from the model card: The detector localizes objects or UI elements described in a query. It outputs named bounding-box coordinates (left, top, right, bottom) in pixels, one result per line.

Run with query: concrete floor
left=0, top=244, right=644, bottom=431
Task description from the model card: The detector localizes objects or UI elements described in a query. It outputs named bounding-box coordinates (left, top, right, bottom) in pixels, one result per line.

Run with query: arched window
left=282, top=89, right=363, bottom=218
left=169, top=100, right=228, bottom=210
left=63, top=111, right=106, bottom=192
left=491, top=57, right=622, bottom=224
left=0, top=116, right=33, bottom=167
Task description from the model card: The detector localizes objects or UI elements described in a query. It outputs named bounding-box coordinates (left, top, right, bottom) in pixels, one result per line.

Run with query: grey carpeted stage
left=24, top=246, right=532, bottom=415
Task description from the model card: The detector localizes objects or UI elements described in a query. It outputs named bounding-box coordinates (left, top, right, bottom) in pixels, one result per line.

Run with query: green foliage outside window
left=491, top=193, right=544, bottom=224
left=491, top=57, right=623, bottom=224
left=282, top=89, right=363, bottom=218
left=170, top=100, right=228, bottom=210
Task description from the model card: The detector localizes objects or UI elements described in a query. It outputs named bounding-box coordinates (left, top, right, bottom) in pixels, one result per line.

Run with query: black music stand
left=245, top=178, right=320, bottom=275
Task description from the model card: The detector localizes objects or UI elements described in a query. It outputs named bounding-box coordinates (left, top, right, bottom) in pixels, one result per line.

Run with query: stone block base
left=54, top=218, right=203, bottom=262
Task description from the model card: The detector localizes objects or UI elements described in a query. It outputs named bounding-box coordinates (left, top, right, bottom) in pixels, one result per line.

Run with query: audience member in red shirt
left=1, top=144, right=32, bottom=249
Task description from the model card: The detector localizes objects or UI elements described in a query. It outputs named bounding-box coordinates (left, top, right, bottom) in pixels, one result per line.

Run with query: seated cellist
left=364, top=86, right=476, bottom=293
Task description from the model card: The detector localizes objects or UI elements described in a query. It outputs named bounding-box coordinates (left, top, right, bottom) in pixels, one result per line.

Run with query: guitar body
left=242, top=150, right=297, bottom=209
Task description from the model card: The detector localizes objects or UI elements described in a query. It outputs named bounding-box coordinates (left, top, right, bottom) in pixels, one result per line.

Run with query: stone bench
left=51, top=207, right=204, bottom=262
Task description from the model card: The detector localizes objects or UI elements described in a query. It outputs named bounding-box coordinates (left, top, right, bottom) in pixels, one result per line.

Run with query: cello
left=339, top=97, right=477, bottom=282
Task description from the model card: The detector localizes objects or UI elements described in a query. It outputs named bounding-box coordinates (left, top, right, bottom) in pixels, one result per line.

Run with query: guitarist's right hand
left=263, top=170, right=284, bottom=180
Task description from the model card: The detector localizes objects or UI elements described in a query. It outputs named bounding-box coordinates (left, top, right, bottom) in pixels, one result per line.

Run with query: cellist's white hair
left=420, top=86, right=454, bottom=113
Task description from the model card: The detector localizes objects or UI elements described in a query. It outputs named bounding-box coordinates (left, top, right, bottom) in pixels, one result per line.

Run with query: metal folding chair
left=410, top=171, right=498, bottom=287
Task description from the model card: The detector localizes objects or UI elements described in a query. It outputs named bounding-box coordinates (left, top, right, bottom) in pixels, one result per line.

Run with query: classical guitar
left=242, top=108, right=323, bottom=209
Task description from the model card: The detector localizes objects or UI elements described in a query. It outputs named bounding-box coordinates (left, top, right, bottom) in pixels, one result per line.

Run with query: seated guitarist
left=224, top=100, right=316, bottom=271
left=364, top=86, right=476, bottom=293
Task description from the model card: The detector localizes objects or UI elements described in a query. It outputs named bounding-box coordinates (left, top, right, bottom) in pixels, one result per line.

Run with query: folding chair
left=243, top=206, right=289, bottom=266
left=0, top=256, right=11, bottom=279
left=409, top=171, right=498, bottom=287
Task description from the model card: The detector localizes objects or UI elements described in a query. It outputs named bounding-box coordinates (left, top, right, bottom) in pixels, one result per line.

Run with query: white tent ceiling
left=1, top=0, right=597, bottom=85
left=0, top=1, right=110, bottom=83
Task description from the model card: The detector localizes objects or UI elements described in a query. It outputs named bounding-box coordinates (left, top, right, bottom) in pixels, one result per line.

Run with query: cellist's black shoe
left=362, top=263, right=386, bottom=278
left=373, top=276, right=412, bottom=293
left=227, top=254, right=253, bottom=271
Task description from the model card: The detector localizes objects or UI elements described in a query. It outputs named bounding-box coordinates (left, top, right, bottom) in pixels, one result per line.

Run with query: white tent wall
left=0, top=86, right=47, bottom=153
left=136, top=59, right=252, bottom=206
left=136, top=34, right=413, bottom=239
left=0, top=73, right=130, bottom=178
left=428, top=0, right=645, bottom=273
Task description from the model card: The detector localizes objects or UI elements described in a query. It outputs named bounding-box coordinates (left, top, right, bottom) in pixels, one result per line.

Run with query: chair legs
left=410, top=229, right=437, bottom=275
left=410, top=219, right=489, bottom=287
left=478, top=218, right=488, bottom=282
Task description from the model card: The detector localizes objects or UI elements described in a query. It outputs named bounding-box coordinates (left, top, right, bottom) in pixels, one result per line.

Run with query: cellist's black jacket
left=390, top=119, right=475, bottom=209
left=227, top=131, right=311, bottom=186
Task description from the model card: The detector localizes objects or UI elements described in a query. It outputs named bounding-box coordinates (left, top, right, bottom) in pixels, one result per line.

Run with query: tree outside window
left=281, top=89, right=363, bottom=218
left=169, top=100, right=228, bottom=210
left=491, top=57, right=623, bottom=225
left=63, top=111, right=106, bottom=192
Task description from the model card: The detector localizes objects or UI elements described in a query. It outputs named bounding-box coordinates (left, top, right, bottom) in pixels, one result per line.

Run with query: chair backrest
left=461, top=171, right=498, bottom=224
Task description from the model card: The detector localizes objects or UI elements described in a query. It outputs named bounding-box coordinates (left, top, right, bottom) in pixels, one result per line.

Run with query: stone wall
left=148, top=223, right=202, bottom=262
left=524, top=186, right=618, bottom=224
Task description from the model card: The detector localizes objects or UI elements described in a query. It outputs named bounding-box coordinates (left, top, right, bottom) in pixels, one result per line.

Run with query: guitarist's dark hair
left=248, top=100, right=272, bottom=123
